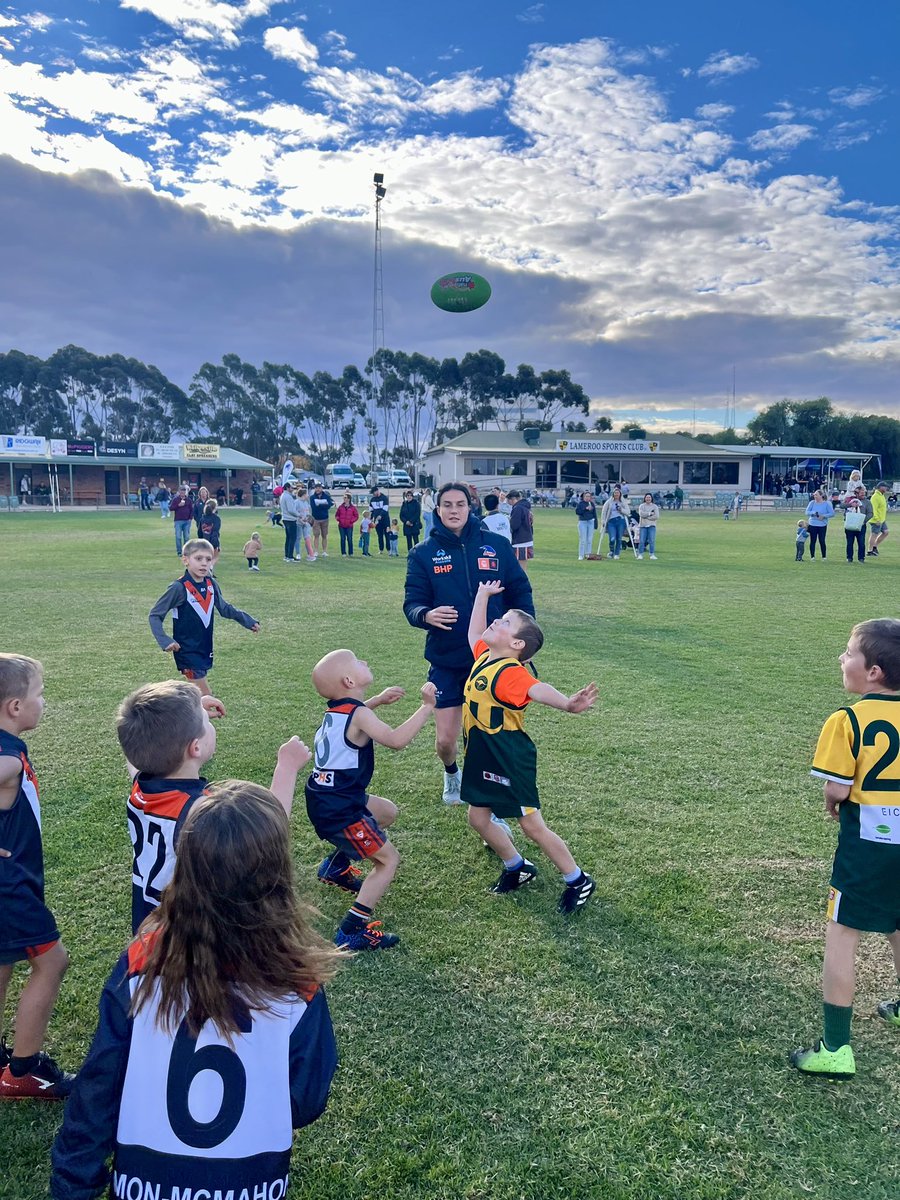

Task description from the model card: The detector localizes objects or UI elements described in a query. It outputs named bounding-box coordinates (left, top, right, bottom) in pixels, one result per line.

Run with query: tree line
left=690, top=397, right=900, bottom=477
left=1, top=344, right=596, bottom=471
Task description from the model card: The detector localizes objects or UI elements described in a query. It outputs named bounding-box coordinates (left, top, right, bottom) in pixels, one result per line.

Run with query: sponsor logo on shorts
left=483, top=770, right=510, bottom=787
left=313, top=770, right=334, bottom=787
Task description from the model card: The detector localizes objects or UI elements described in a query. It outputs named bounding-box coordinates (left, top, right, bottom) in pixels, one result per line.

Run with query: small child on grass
left=0, top=654, right=74, bottom=1100
left=117, top=680, right=308, bottom=935
left=462, top=581, right=599, bottom=913
left=242, top=531, right=262, bottom=570
left=50, top=781, right=339, bottom=1200
left=795, top=520, right=810, bottom=561
left=149, top=538, right=259, bottom=697
left=792, top=618, right=900, bottom=1078
left=306, top=650, right=435, bottom=951
left=359, top=510, right=372, bottom=556
left=387, top=519, right=400, bottom=557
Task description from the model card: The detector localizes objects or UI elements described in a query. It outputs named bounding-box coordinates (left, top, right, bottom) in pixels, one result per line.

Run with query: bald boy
left=305, top=648, right=435, bottom=952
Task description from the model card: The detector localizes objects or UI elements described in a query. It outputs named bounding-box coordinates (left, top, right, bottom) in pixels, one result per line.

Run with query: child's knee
left=34, top=942, right=69, bottom=982
left=467, top=805, right=490, bottom=832
left=376, top=841, right=400, bottom=872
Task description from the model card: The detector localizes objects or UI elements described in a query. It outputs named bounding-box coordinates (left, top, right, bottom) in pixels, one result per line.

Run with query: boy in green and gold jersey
left=792, top=618, right=900, bottom=1078
left=461, top=580, right=598, bottom=913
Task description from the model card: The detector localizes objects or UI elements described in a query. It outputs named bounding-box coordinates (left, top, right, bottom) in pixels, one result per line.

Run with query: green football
left=431, top=272, right=492, bottom=313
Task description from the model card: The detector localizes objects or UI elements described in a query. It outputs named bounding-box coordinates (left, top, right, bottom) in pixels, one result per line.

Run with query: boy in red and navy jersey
left=149, top=538, right=259, bottom=697
left=306, top=648, right=436, bottom=951
left=0, top=654, right=74, bottom=1100
left=118, top=682, right=308, bottom=934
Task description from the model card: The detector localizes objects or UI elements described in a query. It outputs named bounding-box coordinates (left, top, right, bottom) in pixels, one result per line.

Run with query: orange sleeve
left=493, top=662, right=534, bottom=707
left=473, top=638, right=488, bottom=658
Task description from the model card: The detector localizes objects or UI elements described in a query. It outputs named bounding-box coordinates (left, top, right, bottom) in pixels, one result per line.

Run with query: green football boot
left=877, top=999, right=900, bottom=1028
left=790, top=1039, right=856, bottom=1079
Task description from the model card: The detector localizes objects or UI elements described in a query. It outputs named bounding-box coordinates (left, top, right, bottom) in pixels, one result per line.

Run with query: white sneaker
left=578, top=555, right=584, bottom=561
left=649, top=554, right=657, bottom=560
left=442, top=771, right=463, bottom=805
left=283, top=557, right=292, bottom=563
left=321, top=551, right=329, bottom=557
left=613, top=555, right=620, bottom=560
left=307, top=555, right=317, bottom=562
left=251, top=564, right=260, bottom=571
left=636, top=554, right=643, bottom=560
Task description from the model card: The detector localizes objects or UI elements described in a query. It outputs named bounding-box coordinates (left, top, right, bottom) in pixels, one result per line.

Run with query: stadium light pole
left=370, top=172, right=386, bottom=479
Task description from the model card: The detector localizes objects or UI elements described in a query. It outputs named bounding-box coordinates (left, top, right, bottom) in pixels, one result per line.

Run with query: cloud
left=121, top=0, right=285, bottom=49
left=748, top=123, right=815, bottom=152
left=825, top=120, right=873, bottom=151
left=322, top=30, right=355, bottom=63
left=698, top=50, right=760, bottom=80
left=828, top=84, right=884, bottom=109
left=695, top=103, right=734, bottom=121
left=262, top=25, right=319, bottom=71
left=516, top=5, right=544, bottom=23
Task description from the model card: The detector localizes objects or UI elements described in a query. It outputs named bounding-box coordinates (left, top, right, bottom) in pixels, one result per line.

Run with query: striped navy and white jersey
left=127, top=774, right=208, bottom=933
left=50, top=935, right=337, bottom=1200
left=304, top=698, right=374, bottom=836
left=0, top=731, right=58, bottom=953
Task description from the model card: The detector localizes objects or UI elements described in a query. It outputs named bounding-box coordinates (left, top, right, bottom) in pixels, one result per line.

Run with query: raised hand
left=566, top=683, right=599, bottom=713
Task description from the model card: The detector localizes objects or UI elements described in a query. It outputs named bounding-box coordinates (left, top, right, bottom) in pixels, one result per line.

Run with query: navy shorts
left=179, top=666, right=209, bottom=681
left=427, top=662, right=471, bottom=710
left=324, top=809, right=387, bottom=862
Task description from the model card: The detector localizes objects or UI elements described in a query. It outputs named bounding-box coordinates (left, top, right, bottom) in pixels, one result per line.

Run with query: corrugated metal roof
left=0, top=448, right=272, bottom=468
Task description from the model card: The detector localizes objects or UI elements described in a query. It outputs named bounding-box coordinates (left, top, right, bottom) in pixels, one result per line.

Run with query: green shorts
left=827, top=885, right=900, bottom=934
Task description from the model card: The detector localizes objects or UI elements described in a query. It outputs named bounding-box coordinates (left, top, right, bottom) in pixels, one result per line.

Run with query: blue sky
left=0, top=0, right=897, bottom=432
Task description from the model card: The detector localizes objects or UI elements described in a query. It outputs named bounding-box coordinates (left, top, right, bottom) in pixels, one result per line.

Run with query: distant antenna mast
left=370, top=172, right=386, bottom=471
left=731, top=363, right=737, bottom=428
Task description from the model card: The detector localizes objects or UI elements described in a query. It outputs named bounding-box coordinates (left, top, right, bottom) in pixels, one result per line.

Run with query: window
left=683, top=461, right=711, bottom=485
left=560, top=458, right=590, bottom=485
left=464, top=458, right=494, bottom=476
left=712, top=462, right=739, bottom=485
left=620, top=458, right=650, bottom=485
left=495, top=458, right=527, bottom=476
left=650, top=459, right=679, bottom=484
left=590, top=459, right=619, bottom=485
left=536, top=460, right=558, bottom=488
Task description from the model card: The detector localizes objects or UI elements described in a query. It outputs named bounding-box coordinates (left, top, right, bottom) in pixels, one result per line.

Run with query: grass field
left=2, top=505, right=899, bottom=1200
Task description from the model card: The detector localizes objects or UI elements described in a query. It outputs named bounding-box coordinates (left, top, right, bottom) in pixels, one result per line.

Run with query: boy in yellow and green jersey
left=792, top=618, right=900, bottom=1078
left=461, top=580, right=598, bottom=913
left=867, top=481, right=889, bottom=557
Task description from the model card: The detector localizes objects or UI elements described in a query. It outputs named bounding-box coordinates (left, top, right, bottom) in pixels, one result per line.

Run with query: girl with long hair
left=51, top=782, right=340, bottom=1200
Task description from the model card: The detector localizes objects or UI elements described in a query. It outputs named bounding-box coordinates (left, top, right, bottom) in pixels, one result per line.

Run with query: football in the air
left=431, top=272, right=492, bottom=313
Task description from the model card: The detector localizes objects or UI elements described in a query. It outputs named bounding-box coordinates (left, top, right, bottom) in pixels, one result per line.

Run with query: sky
left=0, top=0, right=897, bottom=434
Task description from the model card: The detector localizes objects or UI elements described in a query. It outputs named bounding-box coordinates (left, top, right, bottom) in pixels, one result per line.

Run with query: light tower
left=370, top=172, right=386, bottom=475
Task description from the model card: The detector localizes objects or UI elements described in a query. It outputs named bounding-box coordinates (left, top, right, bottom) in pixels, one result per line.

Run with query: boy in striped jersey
left=793, top=619, right=900, bottom=1078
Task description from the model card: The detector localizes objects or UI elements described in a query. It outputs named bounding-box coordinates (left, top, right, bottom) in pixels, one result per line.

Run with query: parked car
left=368, top=470, right=393, bottom=488
left=351, top=473, right=367, bottom=488
left=325, top=463, right=355, bottom=490
left=389, top=470, right=414, bottom=487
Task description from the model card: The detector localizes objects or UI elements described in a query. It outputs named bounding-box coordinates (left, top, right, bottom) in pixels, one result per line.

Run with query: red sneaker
left=0, top=1053, right=76, bottom=1100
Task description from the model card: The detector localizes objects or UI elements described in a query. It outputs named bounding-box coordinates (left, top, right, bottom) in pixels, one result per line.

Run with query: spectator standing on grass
left=421, top=488, right=435, bottom=537
left=371, top=491, right=390, bottom=554
left=170, top=484, right=194, bottom=557
left=805, top=490, right=834, bottom=560
left=310, top=484, right=333, bottom=558
left=156, top=481, right=171, bottom=520
left=868, top=482, right=890, bottom=558
left=600, top=487, right=629, bottom=560
left=138, top=477, right=151, bottom=511
left=192, top=486, right=210, bottom=537
left=294, top=486, right=316, bottom=562
left=403, top=482, right=533, bottom=806
left=575, top=492, right=597, bottom=560
left=637, top=493, right=659, bottom=560
left=508, top=490, right=534, bottom=569
left=279, top=481, right=299, bottom=563
left=482, top=493, right=512, bottom=542
left=399, top=490, right=422, bottom=552
left=336, top=493, right=358, bottom=557
left=843, top=486, right=872, bottom=565
left=795, top=520, right=810, bottom=562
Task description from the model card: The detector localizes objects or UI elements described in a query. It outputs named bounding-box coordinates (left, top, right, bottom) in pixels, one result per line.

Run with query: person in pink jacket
left=336, top=494, right=359, bottom=557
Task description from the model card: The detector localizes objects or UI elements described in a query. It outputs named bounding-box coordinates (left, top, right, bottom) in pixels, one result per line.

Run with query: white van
left=325, top=463, right=355, bottom=489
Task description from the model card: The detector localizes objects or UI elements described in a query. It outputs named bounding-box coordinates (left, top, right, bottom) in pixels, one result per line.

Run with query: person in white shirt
left=482, top=493, right=512, bottom=541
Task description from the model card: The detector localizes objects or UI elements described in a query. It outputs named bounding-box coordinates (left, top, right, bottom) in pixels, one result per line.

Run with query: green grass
left=3, top=506, right=900, bottom=1200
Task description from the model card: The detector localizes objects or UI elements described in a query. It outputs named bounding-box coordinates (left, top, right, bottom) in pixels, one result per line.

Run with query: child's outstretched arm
left=367, top=686, right=406, bottom=709
left=527, top=680, right=599, bottom=713
left=148, top=581, right=186, bottom=651
left=351, top=683, right=436, bottom=750
left=468, top=580, right=504, bottom=652
left=824, top=779, right=850, bottom=820
left=270, top=736, right=312, bottom=816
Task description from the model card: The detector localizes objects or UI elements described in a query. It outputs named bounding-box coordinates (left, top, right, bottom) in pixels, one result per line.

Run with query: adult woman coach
left=403, top=482, right=534, bottom=804
left=805, top=489, right=834, bottom=560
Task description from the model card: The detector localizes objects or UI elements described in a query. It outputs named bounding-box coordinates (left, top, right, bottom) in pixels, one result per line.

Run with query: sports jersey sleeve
left=50, top=954, right=133, bottom=1200
left=288, top=987, right=338, bottom=1129
left=492, top=661, right=535, bottom=708
left=473, top=639, right=488, bottom=658
left=148, top=582, right=186, bottom=650
left=810, top=709, right=856, bottom=785
left=213, top=583, right=258, bottom=630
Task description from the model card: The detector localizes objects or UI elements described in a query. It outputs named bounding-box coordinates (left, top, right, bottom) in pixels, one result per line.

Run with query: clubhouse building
left=422, top=430, right=874, bottom=495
